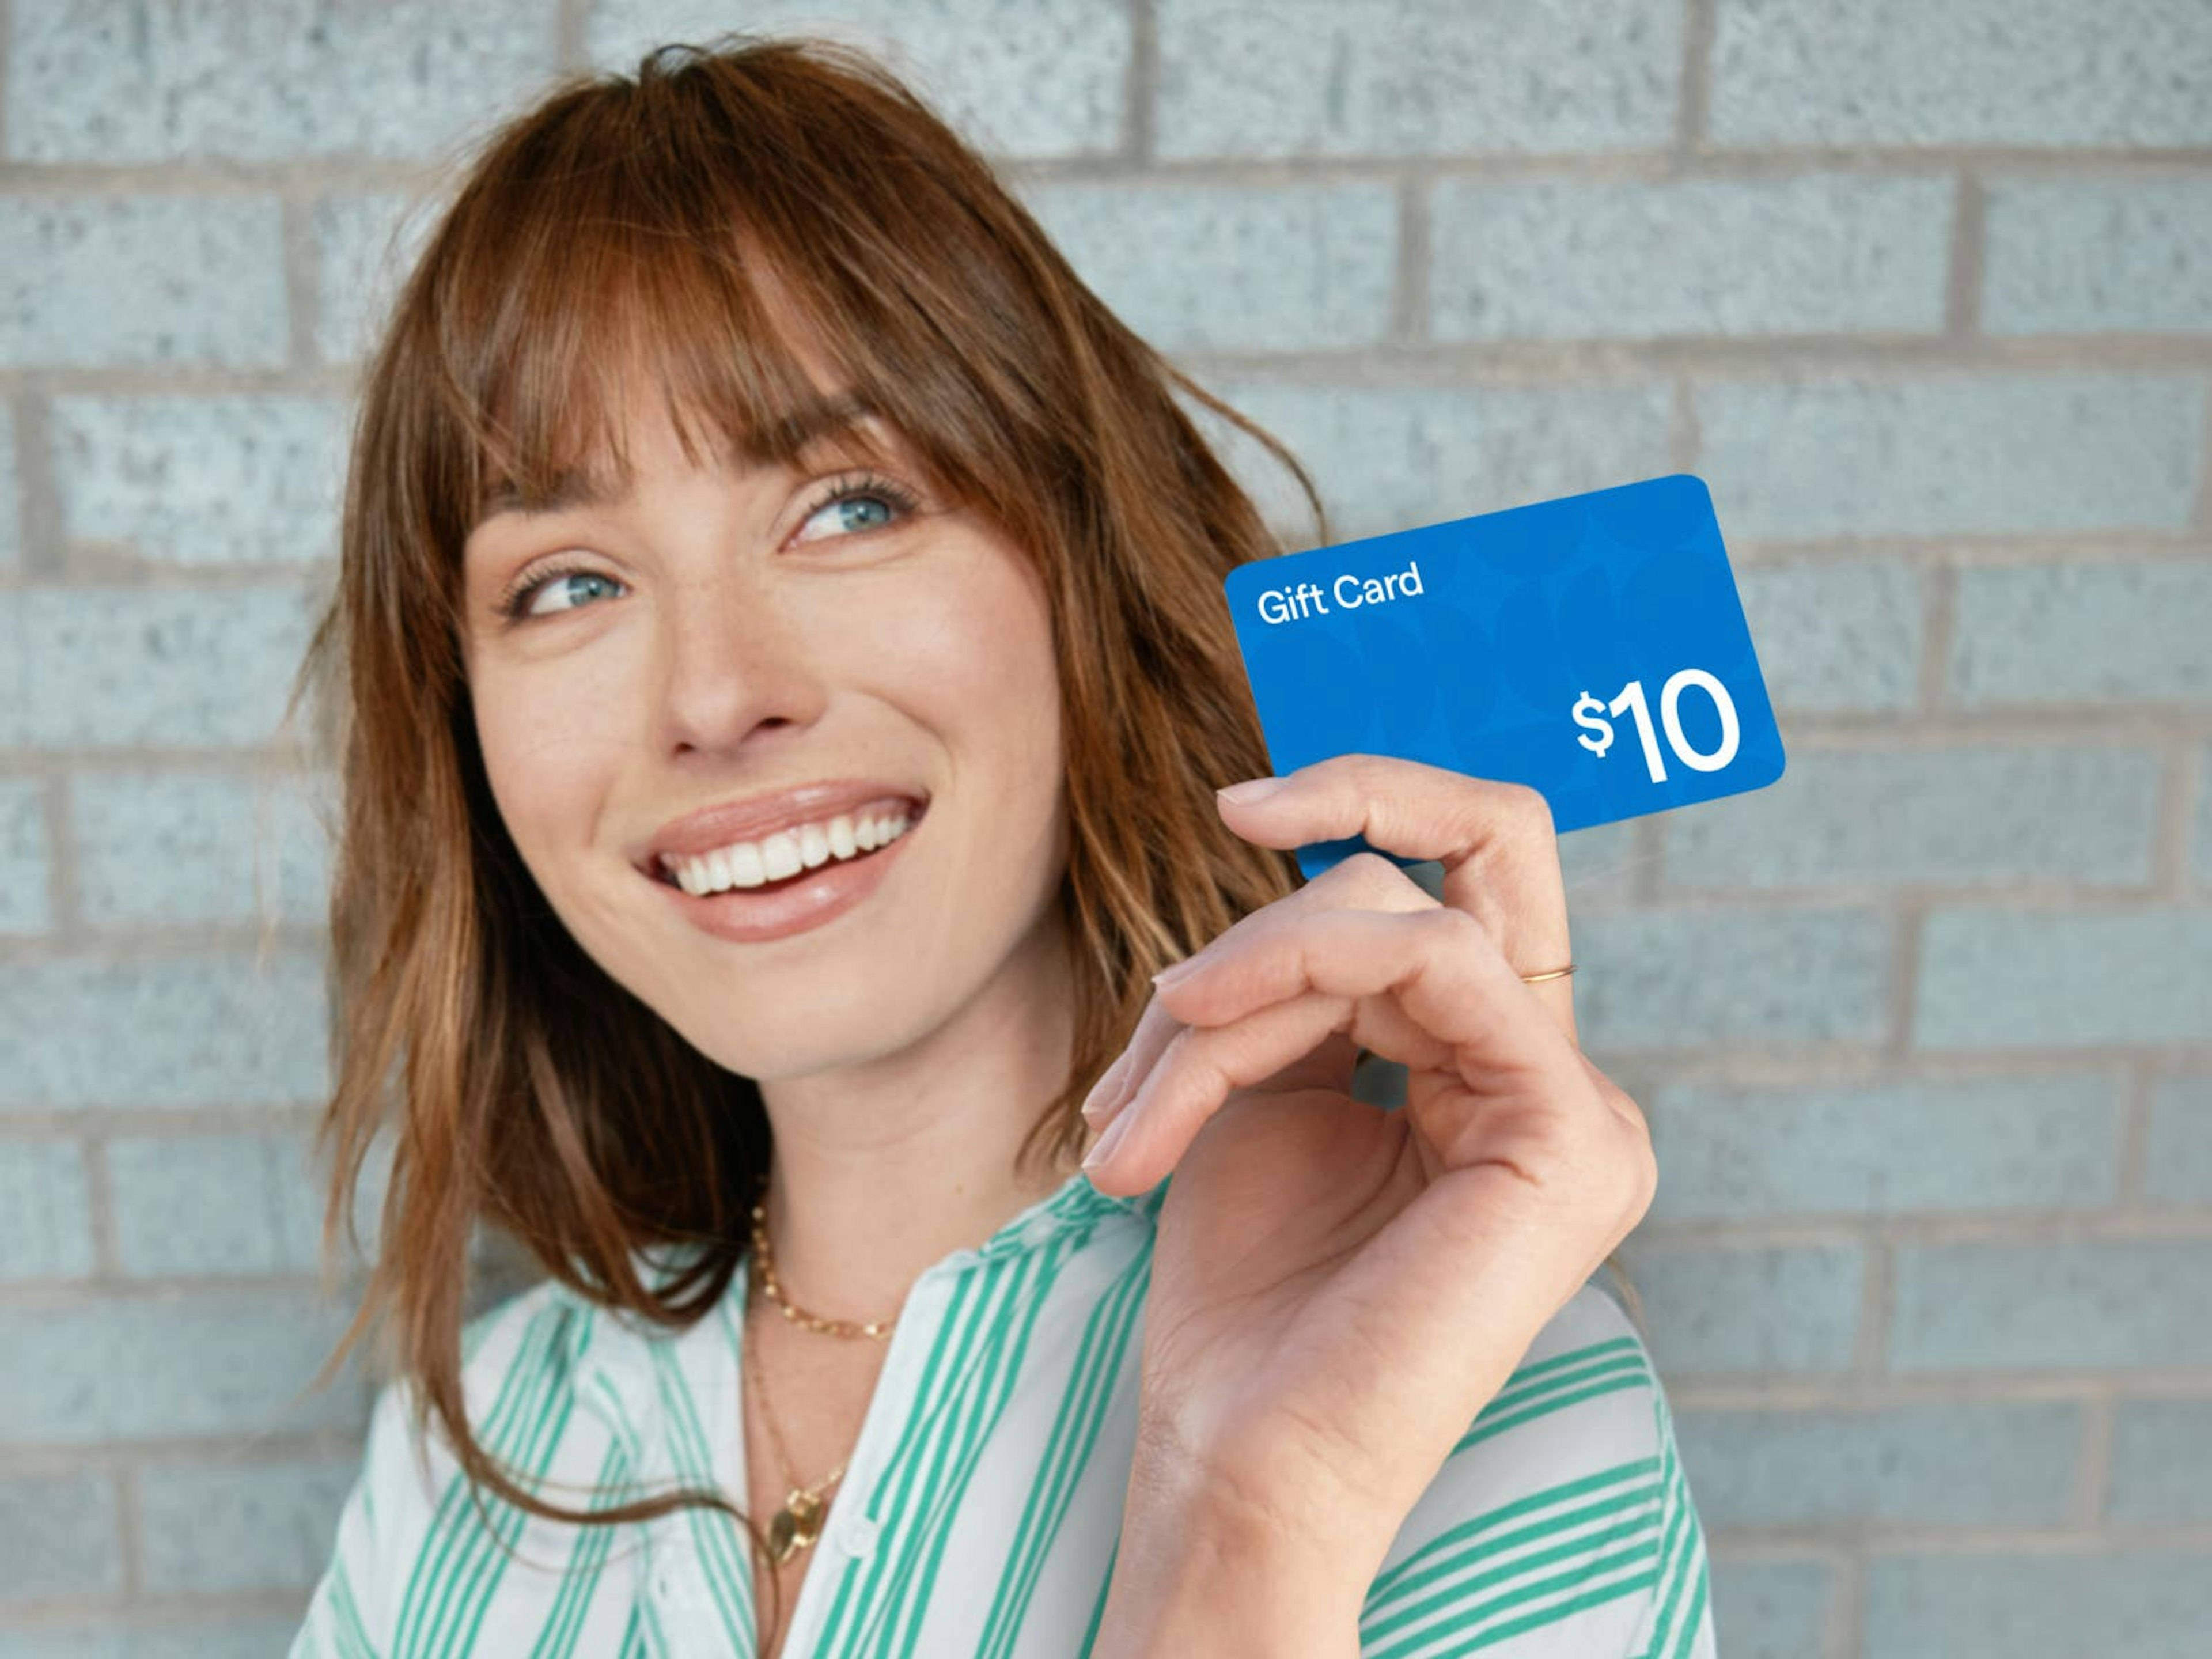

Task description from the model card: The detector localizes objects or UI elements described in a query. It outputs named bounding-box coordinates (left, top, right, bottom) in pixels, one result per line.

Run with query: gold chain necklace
left=746, top=1187, right=899, bottom=1566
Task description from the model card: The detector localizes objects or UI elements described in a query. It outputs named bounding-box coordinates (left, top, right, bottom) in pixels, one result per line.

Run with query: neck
left=751, top=914, right=1104, bottom=1322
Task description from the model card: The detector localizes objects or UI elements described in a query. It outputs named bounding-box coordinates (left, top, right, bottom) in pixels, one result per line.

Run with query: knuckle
left=1331, top=850, right=1415, bottom=903
left=1338, top=752, right=1392, bottom=789
left=1578, top=1071, right=1657, bottom=1219
left=1618, top=1117, right=1658, bottom=1219
left=1338, top=849, right=1399, bottom=884
left=1628, top=1145, right=1658, bottom=1226
left=1497, top=779, right=1556, bottom=840
left=1616, top=1090, right=1656, bottom=1150
left=1417, top=903, right=1491, bottom=955
left=1438, top=904, right=1491, bottom=945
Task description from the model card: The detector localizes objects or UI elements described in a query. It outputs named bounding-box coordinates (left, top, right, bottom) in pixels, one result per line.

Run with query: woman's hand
left=1081, top=753, right=1657, bottom=1569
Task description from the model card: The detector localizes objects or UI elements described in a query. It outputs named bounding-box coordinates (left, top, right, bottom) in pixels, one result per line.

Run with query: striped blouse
left=292, top=1168, right=1718, bottom=1657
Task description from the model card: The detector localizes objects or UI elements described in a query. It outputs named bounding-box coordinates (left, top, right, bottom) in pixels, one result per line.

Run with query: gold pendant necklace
left=766, top=1484, right=829, bottom=1564
left=745, top=1324, right=848, bottom=1565
left=745, top=1184, right=899, bottom=1567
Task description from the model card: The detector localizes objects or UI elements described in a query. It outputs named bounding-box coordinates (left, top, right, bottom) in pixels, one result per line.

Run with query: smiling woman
left=283, top=29, right=1710, bottom=1659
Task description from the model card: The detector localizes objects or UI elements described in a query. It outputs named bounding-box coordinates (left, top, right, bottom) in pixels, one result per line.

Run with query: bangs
left=416, top=73, right=984, bottom=544
left=450, top=226, right=922, bottom=532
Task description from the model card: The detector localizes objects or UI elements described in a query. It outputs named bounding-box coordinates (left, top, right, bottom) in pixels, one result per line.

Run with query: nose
left=651, top=566, right=827, bottom=757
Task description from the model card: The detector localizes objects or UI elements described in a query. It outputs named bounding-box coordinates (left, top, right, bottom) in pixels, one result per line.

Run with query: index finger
left=1213, top=755, right=1577, bottom=1046
left=1084, top=850, right=1436, bottom=1132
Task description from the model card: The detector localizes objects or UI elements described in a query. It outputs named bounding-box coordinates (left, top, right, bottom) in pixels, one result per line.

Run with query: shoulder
left=396, top=1275, right=616, bottom=1512
left=1357, top=1281, right=1717, bottom=1658
left=290, top=1278, right=642, bottom=1658
left=456, top=1274, right=610, bottom=1423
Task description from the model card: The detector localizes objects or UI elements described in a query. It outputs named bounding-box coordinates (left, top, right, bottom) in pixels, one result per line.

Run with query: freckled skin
left=459, top=359, right=1090, bottom=1650
left=457, top=379, right=1071, bottom=1088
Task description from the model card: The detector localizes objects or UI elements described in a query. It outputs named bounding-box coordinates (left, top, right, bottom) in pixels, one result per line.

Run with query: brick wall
left=2, top=2, right=2207, bottom=1653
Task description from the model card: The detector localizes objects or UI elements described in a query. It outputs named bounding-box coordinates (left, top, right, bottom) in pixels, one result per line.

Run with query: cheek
left=873, top=548, right=1059, bottom=728
left=885, top=583, right=1060, bottom=812
left=468, top=662, right=624, bottom=874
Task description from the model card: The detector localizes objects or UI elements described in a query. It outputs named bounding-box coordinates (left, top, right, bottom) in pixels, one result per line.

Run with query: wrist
left=1091, top=1453, right=1374, bottom=1658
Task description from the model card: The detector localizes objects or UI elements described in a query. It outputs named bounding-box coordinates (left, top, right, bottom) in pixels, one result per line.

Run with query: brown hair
left=282, top=29, right=1640, bottom=1612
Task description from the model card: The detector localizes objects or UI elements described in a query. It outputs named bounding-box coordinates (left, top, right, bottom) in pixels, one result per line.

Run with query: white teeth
left=727, top=840, right=766, bottom=887
left=661, top=806, right=916, bottom=895
left=757, top=830, right=798, bottom=881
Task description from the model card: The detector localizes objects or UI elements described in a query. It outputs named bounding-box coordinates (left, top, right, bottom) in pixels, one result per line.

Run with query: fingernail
left=1152, top=956, right=1200, bottom=987
left=1217, top=776, right=1286, bottom=804
left=1080, top=1052, right=1131, bottom=1123
left=1082, top=1101, right=1137, bottom=1171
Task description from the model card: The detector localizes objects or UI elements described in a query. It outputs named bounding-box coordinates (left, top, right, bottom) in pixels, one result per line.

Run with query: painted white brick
left=0, top=195, right=286, bottom=369
left=7, top=0, right=556, bottom=163
left=1733, top=559, right=1923, bottom=714
left=1948, top=563, right=2212, bottom=707
left=310, top=191, right=443, bottom=367
left=0, top=586, right=324, bottom=749
left=1711, top=0, right=2212, bottom=147
left=1183, top=380, right=1675, bottom=546
left=0, top=402, right=18, bottom=567
left=1917, top=908, right=2212, bottom=1048
left=1986, top=177, right=2212, bottom=334
left=1432, top=173, right=1952, bottom=340
left=1022, top=182, right=1397, bottom=354
left=1154, top=0, right=1680, bottom=157
left=588, top=0, right=1133, bottom=160
left=51, top=396, right=350, bottom=567
left=0, top=1139, right=96, bottom=1279
left=0, top=1473, right=122, bottom=1601
left=0, top=779, right=53, bottom=935
left=0, top=954, right=329, bottom=1111
left=107, top=1128, right=389, bottom=1278
left=71, top=768, right=334, bottom=931
left=138, top=1456, right=362, bottom=1593
left=1665, top=746, right=2163, bottom=889
left=1699, top=375, right=2204, bottom=539
left=0, top=1290, right=369, bottom=1441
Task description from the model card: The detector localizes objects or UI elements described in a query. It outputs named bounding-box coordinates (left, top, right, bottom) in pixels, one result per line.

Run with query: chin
left=659, top=979, right=931, bottom=1082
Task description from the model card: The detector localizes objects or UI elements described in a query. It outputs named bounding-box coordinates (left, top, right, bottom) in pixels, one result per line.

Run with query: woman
left=290, top=32, right=1716, bottom=1658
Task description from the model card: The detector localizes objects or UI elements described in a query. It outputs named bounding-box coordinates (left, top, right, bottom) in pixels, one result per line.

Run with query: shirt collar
left=570, top=1169, right=1172, bottom=1447
left=943, top=1168, right=1171, bottom=1269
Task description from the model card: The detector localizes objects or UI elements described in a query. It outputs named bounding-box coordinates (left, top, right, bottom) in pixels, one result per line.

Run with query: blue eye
left=793, top=473, right=919, bottom=546
left=805, top=494, right=890, bottom=535
left=493, top=470, right=921, bottom=624
left=505, top=567, right=626, bottom=621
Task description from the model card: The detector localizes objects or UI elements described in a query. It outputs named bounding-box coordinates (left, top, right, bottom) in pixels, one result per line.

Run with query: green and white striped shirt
left=293, top=1169, right=1717, bottom=1656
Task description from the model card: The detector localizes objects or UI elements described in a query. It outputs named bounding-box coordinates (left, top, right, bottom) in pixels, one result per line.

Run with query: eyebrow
left=474, top=390, right=882, bottom=521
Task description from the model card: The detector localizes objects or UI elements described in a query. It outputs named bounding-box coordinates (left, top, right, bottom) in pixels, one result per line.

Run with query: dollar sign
left=1572, top=691, right=1614, bottom=758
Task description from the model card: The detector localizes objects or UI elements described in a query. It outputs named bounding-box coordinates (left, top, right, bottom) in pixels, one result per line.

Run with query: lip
left=637, top=778, right=931, bottom=873
left=652, top=802, right=922, bottom=944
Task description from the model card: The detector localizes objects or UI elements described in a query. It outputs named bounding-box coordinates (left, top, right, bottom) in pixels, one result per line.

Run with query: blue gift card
left=1222, top=472, right=1786, bottom=881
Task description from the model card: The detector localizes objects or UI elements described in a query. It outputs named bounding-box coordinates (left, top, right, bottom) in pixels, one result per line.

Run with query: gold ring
left=1518, top=963, right=1575, bottom=984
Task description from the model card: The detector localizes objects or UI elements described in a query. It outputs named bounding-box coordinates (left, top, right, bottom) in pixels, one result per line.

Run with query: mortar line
left=2078, top=1386, right=2116, bottom=1529
left=1677, top=0, right=1716, bottom=158
left=1128, top=0, right=1157, bottom=166
left=555, top=0, right=590, bottom=75
left=2115, top=1060, right=2158, bottom=1213
left=1946, top=171, right=1987, bottom=338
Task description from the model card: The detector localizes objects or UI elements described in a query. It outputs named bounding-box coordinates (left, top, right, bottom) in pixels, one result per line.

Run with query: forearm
left=1090, top=1469, right=1372, bottom=1658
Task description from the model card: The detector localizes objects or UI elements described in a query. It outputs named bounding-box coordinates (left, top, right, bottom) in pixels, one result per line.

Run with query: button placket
left=645, top=1522, right=724, bottom=1635
left=838, top=1512, right=881, bottom=1560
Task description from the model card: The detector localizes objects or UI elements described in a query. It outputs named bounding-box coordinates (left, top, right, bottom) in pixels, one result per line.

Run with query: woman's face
left=457, top=378, right=1070, bottom=1082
